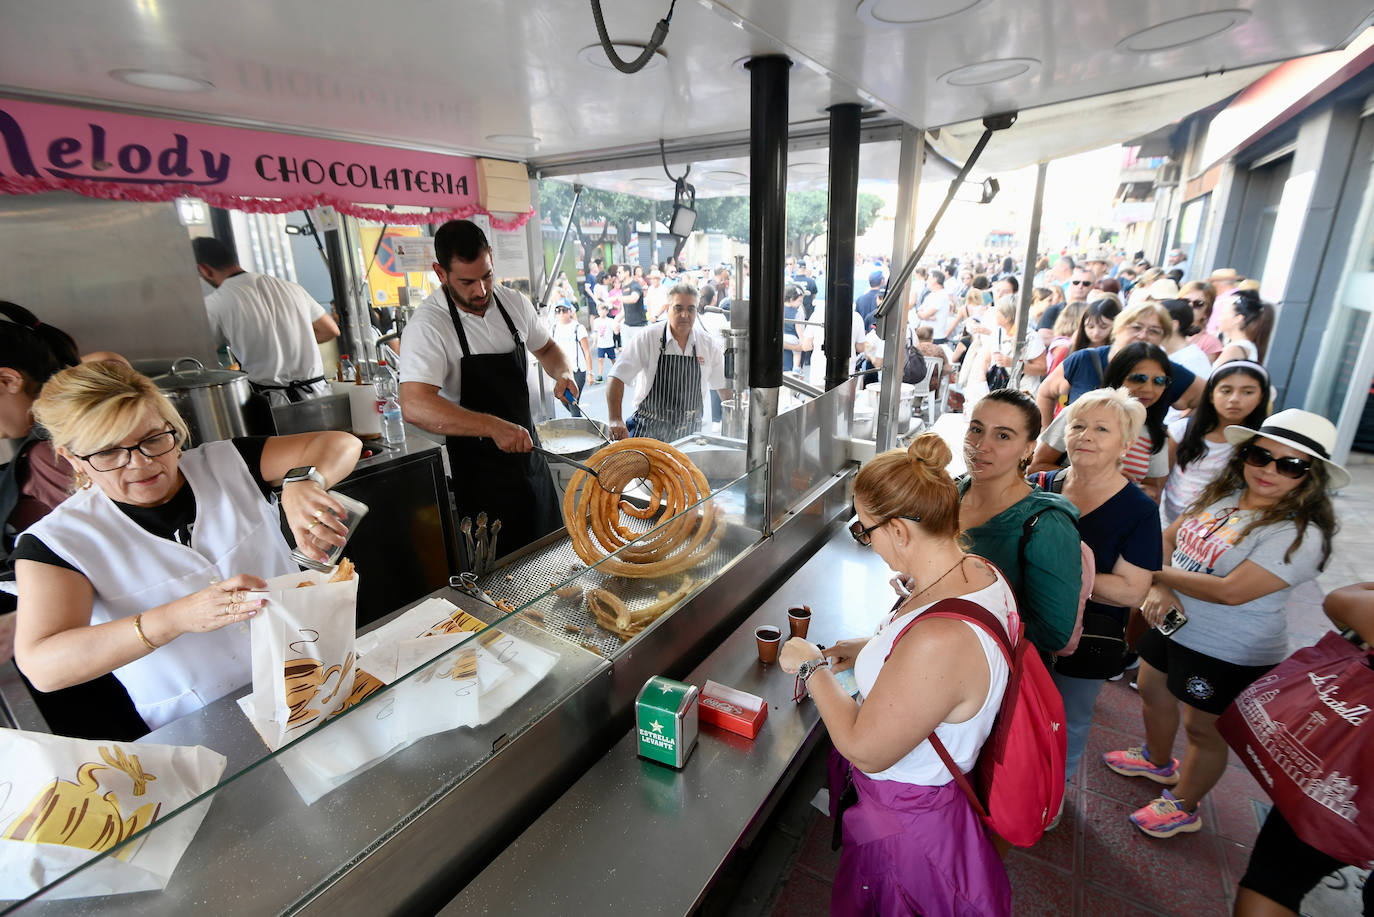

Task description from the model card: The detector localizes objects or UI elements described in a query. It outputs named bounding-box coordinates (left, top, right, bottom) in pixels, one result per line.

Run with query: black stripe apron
left=629, top=324, right=704, bottom=443
left=444, top=287, right=561, bottom=557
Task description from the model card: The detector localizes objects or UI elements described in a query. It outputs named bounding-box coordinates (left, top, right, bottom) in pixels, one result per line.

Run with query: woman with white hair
left=1032, top=387, right=1162, bottom=783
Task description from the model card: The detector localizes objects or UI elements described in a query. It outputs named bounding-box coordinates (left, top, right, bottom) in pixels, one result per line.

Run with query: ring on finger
left=308, top=520, right=320, bottom=531
left=313, top=509, right=325, bottom=521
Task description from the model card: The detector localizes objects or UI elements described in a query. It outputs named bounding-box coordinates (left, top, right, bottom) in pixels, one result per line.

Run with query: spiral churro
left=561, top=439, right=721, bottom=579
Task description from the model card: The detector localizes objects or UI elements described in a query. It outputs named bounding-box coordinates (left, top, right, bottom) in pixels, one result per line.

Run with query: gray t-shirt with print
left=1167, top=494, right=1325, bottom=666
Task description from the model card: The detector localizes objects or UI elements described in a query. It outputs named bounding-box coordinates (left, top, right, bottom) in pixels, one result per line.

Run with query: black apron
left=443, top=287, right=561, bottom=558
left=629, top=325, right=704, bottom=443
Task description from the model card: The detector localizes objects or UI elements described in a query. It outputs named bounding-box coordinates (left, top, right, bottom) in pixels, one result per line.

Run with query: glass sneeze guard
left=4, top=467, right=763, bottom=914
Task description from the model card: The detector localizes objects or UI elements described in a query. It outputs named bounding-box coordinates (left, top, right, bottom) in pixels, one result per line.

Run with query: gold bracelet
left=132, top=613, right=159, bottom=651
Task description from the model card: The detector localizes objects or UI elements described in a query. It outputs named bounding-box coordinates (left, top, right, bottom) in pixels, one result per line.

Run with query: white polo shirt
left=609, top=320, right=726, bottom=415
left=204, top=272, right=327, bottom=386
left=400, top=285, right=551, bottom=404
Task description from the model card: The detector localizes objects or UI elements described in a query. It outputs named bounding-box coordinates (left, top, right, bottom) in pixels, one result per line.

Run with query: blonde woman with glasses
left=14, top=362, right=360, bottom=734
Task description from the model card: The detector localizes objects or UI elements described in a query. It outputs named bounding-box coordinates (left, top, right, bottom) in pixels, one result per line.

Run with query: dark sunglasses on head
left=1125, top=372, right=1171, bottom=387
left=1241, top=444, right=1313, bottom=479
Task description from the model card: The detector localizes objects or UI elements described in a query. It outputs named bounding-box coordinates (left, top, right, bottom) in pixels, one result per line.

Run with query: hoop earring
left=74, top=469, right=91, bottom=490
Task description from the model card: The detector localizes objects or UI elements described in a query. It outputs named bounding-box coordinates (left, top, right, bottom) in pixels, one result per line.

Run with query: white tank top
left=24, top=441, right=298, bottom=729
left=852, top=571, right=1016, bottom=786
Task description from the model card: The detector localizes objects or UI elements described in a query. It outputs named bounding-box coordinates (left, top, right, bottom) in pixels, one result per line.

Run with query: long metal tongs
left=531, top=446, right=650, bottom=495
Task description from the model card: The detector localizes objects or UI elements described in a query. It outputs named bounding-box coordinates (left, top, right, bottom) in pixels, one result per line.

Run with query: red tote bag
left=1216, top=632, right=1374, bottom=868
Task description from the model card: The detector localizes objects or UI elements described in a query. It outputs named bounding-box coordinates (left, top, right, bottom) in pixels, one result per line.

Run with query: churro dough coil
left=562, top=438, right=720, bottom=579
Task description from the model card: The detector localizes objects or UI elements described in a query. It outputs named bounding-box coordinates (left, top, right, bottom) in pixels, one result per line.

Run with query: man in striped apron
left=606, top=283, right=728, bottom=444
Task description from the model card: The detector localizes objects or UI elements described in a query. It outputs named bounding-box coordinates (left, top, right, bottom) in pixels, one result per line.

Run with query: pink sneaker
left=1103, top=745, right=1180, bottom=785
left=1130, top=790, right=1201, bottom=838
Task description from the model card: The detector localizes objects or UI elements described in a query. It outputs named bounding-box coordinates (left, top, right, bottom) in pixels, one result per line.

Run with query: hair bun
left=906, top=432, right=952, bottom=474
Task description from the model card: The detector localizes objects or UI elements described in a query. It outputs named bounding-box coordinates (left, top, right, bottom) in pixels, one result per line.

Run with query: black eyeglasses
left=1241, top=444, right=1312, bottom=479
left=76, top=428, right=178, bottom=472
left=1070, top=280, right=1093, bottom=286
left=849, top=512, right=921, bottom=546
left=1125, top=372, right=1171, bottom=387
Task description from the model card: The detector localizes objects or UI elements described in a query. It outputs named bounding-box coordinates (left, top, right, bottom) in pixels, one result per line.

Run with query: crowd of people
left=766, top=246, right=1368, bottom=915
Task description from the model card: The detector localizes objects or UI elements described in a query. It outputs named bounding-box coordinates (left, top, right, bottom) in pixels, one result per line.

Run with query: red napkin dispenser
left=698, top=680, right=767, bottom=739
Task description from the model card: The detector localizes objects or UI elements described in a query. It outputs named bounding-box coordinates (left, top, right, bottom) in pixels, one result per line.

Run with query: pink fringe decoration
left=0, top=174, right=532, bottom=231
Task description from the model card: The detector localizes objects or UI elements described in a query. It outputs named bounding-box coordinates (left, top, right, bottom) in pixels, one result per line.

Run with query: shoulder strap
left=1089, top=347, right=1105, bottom=384
left=884, top=595, right=1012, bottom=819
left=884, top=597, right=1013, bottom=667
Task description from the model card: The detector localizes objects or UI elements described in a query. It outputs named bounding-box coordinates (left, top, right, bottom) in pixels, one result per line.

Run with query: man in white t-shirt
left=549, top=304, right=592, bottom=413
left=399, top=220, right=576, bottom=555
left=914, top=270, right=953, bottom=341
left=644, top=269, right=669, bottom=322
left=193, top=237, right=338, bottom=405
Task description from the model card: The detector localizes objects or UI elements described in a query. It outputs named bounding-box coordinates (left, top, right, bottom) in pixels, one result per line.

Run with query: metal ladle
left=532, top=446, right=651, bottom=495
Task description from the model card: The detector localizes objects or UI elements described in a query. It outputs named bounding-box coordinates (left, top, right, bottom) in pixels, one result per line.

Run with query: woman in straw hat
left=1103, top=409, right=1344, bottom=840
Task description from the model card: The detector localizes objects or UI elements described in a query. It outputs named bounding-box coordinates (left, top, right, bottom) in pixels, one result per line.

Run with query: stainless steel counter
left=443, top=528, right=898, bottom=916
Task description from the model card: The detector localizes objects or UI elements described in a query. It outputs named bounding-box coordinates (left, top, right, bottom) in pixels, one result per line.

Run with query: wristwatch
left=796, top=656, right=830, bottom=686
left=282, top=466, right=327, bottom=489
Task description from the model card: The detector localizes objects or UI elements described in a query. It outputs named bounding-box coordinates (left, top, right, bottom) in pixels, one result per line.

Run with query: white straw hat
left=1223, top=409, right=1350, bottom=489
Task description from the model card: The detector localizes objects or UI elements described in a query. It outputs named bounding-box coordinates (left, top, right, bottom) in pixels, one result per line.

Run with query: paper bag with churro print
left=0, top=730, right=225, bottom=899
left=242, top=564, right=358, bottom=750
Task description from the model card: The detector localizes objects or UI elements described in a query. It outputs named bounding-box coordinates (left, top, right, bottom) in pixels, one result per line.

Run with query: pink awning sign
left=0, top=98, right=530, bottom=229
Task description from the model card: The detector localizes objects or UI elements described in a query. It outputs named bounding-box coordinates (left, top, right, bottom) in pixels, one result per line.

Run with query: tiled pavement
left=710, top=463, right=1374, bottom=917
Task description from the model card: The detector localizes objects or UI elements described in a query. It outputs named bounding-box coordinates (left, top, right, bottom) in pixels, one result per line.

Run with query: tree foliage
left=691, top=190, right=886, bottom=256
left=538, top=180, right=887, bottom=269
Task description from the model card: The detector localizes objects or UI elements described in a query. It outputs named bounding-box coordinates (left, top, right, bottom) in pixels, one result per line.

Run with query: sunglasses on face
left=1241, top=444, right=1313, bottom=479
left=1185, top=298, right=1207, bottom=306
left=1125, top=372, right=1171, bottom=387
left=848, top=509, right=921, bottom=546
left=1070, top=280, right=1093, bottom=286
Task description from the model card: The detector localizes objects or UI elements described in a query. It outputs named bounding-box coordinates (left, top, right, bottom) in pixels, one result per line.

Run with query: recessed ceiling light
left=485, top=133, right=541, bottom=146
left=705, top=170, right=748, bottom=182
left=1117, top=10, right=1251, bottom=53
left=577, top=43, right=667, bottom=72
left=855, top=0, right=987, bottom=27
left=109, top=69, right=213, bottom=92
left=937, top=58, right=1040, bottom=87
left=789, top=162, right=828, bottom=175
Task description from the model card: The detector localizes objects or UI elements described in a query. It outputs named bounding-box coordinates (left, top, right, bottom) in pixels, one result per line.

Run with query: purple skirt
left=828, top=748, right=1011, bottom=917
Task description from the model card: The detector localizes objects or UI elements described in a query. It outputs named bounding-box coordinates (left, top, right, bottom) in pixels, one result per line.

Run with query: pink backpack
left=889, top=597, right=1068, bottom=847
left=1028, top=471, right=1095, bottom=655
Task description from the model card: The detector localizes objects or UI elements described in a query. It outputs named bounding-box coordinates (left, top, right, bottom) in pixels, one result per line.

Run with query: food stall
left=0, top=2, right=1368, bottom=913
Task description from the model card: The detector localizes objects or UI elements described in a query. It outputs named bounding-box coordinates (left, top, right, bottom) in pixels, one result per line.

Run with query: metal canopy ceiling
left=0, top=1, right=1370, bottom=174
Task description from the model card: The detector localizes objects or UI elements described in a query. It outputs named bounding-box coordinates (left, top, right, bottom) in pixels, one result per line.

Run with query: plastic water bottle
left=380, top=393, right=405, bottom=445
left=338, top=354, right=356, bottom=382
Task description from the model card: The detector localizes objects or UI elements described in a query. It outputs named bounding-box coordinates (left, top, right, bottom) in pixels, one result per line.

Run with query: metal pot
left=152, top=357, right=269, bottom=445
left=534, top=417, right=610, bottom=462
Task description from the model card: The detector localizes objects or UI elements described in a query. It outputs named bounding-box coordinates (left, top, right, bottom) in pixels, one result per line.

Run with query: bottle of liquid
left=338, top=354, right=356, bottom=382
left=380, top=393, right=405, bottom=445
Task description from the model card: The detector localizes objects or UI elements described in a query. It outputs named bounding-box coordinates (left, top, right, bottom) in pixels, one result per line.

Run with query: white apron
left=24, top=441, right=298, bottom=729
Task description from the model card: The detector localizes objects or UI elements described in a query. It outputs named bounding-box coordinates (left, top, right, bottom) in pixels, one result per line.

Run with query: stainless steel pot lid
left=152, top=357, right=248, bottom=389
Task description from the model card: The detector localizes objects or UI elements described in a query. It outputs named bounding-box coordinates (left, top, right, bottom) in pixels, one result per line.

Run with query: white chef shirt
left=803, top=311, right=865, bottom=387
left=609, top=320, right=726, bottom=415
left=399, top=285, right=551, bottom=404
left=204, top=272, right=327, bottom=386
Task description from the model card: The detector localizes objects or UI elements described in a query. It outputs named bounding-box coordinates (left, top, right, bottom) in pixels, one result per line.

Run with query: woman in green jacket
left=957, top=388, right=1082, bottom=654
